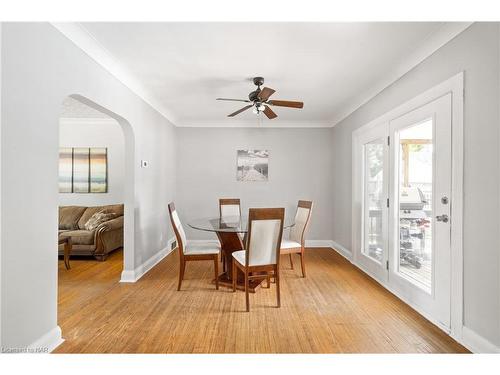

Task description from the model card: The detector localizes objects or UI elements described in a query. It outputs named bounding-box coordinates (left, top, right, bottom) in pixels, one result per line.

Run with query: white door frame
left=352, top=121, right=389, bottom=283
left=352, top=72, right=464, bottom=340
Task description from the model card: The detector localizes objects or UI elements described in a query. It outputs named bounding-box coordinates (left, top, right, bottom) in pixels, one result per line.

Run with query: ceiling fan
left=216, top=77, right=304, bottom=119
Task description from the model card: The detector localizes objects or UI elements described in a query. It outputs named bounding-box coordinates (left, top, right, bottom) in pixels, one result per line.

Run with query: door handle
left=436, top=214, right=449, bottom=223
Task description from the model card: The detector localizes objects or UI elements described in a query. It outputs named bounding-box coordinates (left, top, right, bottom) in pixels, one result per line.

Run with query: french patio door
left=355, top=93, right=452, bottom=331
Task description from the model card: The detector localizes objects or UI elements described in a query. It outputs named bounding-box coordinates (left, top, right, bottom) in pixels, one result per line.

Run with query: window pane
left=363, top=139, right=384, bottom=263
left=397, top=119, right=433, bottom=292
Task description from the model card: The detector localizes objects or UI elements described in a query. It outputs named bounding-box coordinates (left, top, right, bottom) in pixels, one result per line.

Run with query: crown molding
left=177, top=120, right=332, bottom=128
left=330, top=22, right=473, bottom=127
left=51, top=22, right=178, bottom=125
left=51, top=22, right=473, bottom=129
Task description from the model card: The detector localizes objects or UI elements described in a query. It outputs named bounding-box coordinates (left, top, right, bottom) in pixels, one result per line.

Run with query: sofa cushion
left=77, top=204, right=124, bottom=230
left=59, top=230, right=95, bottom=245
left=59, top=206, right=87, bottom=230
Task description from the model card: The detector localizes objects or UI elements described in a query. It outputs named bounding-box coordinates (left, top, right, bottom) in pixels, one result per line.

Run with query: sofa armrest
left=97, top=215, right=123, bottom=232
left=94, top=216, right=124, bottom=257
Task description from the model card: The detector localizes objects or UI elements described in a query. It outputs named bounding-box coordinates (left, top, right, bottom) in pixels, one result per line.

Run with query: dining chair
left=232, top=207, right=285, bottom=312
left=219, top=198, right=241, bottom=219
left=219, top=198, right=242, bottom=272
left=168, top=202, right=220, bottom=291
left=280, top=200, right=313, bottom=277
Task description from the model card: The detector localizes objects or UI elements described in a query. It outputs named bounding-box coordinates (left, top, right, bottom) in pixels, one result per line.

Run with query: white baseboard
left=305, top=240, right=334, bottom=248
left=120, top=237, right=176, bottom=283
left=461, top=326, right=500, bottom=353
left=25, top=325, right=64, bottom=353
left=330, top=240, right=353, bottom=261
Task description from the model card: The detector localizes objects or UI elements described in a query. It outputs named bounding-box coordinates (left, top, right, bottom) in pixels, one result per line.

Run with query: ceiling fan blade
left=228, top=105, right=253, bottom=117
left=267, top=100, right=304, bottom=109
left=263, top=105, right=277, bottom=119
left=217, top=98, right=251, bottom=103
left=258, top=87, right=276, bottom=101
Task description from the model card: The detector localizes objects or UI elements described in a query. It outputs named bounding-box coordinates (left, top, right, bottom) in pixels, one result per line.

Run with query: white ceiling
left=74, top=22, right=468, bottom=127
left=60, top=96, right=109, bottom=119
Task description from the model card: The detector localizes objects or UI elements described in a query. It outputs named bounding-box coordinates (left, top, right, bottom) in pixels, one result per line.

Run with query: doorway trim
left=62, top=94, right=136, bottom=280
left=352, top=72, right=464, bottom=340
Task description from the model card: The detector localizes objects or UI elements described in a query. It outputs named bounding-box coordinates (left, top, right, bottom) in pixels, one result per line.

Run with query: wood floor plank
left=54, top=248, right=469, bottom=353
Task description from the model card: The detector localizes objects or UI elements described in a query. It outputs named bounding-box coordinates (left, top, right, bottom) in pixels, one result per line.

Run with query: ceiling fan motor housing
left=249, top=76, right=265, bottom=102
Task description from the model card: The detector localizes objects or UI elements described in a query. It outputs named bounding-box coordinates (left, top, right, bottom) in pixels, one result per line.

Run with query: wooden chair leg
left=266, top=275, right=271, bottom=288
left=177, top=260, right=186, bottom=291
left=245, top=269, right=250, bottom=312
left=275, top=266, right=281, bottom=308
left=232, top=260, right=237, bottom=292
left=214, top=256, right=219, bottom=290
left=300, top=248, right=306, bottom=278
left=289, top=253, right=294, bottom=270
left=222, top=253, right=226, bottom=273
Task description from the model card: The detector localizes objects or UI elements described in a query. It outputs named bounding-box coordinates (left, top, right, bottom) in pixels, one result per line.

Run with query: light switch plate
left=141, top=160, right=149, bottom=168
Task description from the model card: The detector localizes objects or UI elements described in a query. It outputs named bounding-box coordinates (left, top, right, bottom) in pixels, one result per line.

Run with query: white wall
left=59, top=118, right=125, bottom=207
left=331, top=23, right=500, bottom=347
left=1, top=23, right=176, bottom=350
left=176, top=127, right=333, bottom=241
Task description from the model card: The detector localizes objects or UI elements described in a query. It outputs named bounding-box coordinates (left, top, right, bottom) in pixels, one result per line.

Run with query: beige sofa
left=58, top=204, right=124, bottom=260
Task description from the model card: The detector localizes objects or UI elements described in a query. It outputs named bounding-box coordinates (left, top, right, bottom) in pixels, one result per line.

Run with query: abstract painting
left=237, top=150, right=269, bottom=182
left=59, top=148, right=73, bottom=193
left=90, top=148, right=108, bottom=193
left=73, top=147, right=90, bottom=193
left=59, top=147, right=108, bottom=193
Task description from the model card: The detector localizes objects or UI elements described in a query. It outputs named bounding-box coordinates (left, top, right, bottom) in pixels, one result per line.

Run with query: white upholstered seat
left=279, top=201, right=313, bottom=277
left=280, top=239, right=301, bottom=249
left=168, top=202, right=220, bottom=291
left=232, top=249, right=246, bottom=266
left=231, top=208, right=284, bottom=312
left=184, top=241, right=220, bottom=255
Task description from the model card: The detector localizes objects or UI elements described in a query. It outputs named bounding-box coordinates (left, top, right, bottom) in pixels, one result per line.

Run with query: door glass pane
left=363, top=139, right=384, bottom=263
left=397, top=119, right=433, bottom=292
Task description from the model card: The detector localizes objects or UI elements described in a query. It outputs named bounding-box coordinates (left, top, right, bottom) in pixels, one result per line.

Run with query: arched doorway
left=57, top=94, right=135, bottom=278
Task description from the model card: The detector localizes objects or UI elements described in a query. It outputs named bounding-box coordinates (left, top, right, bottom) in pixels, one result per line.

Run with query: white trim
left=50, top=23, right=177, bottom=125
left=27, top=326, right=64, bottom=353
left=461, top=326, right=500, bottom=353
left=305, top=240, right=334, bottom=248
left=50, top=22, right=472, bottom=129
left=331, top=22, right=472, bottom=126
left=178, top=121, right=332, bottom=128
left=330, top=240, right=353, bottom=261
left=350, top=73, right=464, bottom=343
left=120, top=237, right=176, bottom=283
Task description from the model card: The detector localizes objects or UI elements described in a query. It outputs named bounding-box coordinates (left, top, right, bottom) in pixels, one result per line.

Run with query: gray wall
left=331, top=23, right=500, bottom=345
left=176, top=127, right=333, bottom=241
left=1, top=23, right=176, bottom=348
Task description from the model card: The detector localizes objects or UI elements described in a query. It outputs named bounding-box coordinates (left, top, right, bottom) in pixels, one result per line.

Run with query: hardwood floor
left=55, top=248, right=468, bottom=353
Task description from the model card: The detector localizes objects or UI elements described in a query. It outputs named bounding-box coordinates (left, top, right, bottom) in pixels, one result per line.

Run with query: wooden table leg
left=63, top=238, right=72, bottom=270
left=214, top=231, right=265, bottom=293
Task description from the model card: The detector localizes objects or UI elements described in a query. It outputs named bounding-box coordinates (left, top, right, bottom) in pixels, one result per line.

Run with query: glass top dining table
left=187, top=215, right=295, bottom=291
left=188, top=215, right=295, bottom=233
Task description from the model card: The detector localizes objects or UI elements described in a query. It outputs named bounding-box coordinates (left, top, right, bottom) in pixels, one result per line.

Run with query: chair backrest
left=168, top=202, right=187, bottom=256
left=245, top=208, right=285, bottom=267
left=219, top=198, right=241, bottom=219
left=289, top=200, right=313, bottom=246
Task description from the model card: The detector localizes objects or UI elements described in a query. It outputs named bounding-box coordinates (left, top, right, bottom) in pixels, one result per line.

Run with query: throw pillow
left=84, top=211, right=118, bottom=231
